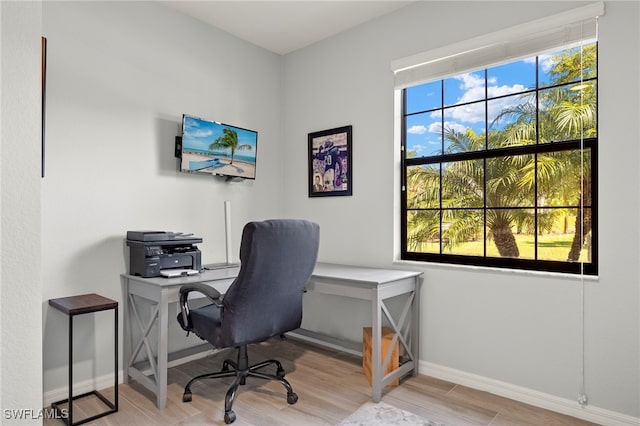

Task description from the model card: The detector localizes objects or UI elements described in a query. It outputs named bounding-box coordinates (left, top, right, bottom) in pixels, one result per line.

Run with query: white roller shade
left=391, top=2, right=604, bottom=89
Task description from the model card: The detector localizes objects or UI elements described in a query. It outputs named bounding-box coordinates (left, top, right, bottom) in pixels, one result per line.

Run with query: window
left=400, top=40, right=598, bottom=275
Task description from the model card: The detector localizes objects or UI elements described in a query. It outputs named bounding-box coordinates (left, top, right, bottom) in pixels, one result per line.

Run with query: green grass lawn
left=417, top=233, right=589, bottom=262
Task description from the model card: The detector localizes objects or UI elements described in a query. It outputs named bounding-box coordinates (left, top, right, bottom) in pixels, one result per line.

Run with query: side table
left=49, top=293, right=119, bottom=426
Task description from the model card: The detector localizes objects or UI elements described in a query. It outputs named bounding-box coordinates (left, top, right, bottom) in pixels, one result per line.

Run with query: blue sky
left=183, top=115, right=257, bottom=159
left=404, top=45, right=585, bottom=157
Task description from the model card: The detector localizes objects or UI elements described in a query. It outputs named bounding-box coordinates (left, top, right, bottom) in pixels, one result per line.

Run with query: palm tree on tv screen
left=209, top=128, right=252, bottom=165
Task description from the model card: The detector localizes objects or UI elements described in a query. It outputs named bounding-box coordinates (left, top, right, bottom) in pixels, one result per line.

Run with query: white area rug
left=338, top=401, right=445, bottom=426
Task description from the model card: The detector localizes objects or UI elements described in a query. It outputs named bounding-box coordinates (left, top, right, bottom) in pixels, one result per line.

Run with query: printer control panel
left=145, top=246, right=164, bottom=256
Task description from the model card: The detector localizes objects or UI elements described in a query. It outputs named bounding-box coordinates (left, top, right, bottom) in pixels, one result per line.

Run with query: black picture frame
left=308, top=125, right=352, bottom=197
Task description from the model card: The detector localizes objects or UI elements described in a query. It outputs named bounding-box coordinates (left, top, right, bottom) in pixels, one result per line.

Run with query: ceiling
left=163, top=1, right=413, bottom=55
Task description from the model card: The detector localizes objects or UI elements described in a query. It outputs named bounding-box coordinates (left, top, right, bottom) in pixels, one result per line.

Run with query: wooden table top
left=49, top=293, right=118, bottom=315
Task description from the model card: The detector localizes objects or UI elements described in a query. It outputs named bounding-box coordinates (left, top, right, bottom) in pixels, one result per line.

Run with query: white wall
left=0, top=1, right=43, bottom=422
left=41, top=1, right=283, bottom=397
left=283, top=0, right=639, bottom=421
left=24, top=0, right=638, bottom=422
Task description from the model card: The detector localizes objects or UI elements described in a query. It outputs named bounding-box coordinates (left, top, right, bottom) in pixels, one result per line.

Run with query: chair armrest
left=179, top=283, right=222, bottom=302
left=179, top=283, right=223, bottom=329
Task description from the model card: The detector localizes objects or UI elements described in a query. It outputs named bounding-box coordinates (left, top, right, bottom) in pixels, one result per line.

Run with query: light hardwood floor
left=45, top=338, right=599, bottom=425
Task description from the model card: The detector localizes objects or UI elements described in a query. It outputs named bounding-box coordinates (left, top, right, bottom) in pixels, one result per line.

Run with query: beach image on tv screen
left=181, top=115, right=257, bottom=179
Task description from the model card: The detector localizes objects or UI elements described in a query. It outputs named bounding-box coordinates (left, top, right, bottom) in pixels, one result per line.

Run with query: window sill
left=392, top=259, right=599, bottom=282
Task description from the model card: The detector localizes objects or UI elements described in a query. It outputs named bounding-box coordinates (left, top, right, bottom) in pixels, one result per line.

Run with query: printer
left=126, top=231, right=202, bottom=278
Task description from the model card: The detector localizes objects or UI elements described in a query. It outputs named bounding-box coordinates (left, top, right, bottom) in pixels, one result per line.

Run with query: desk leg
left=122, top=278, right=131, bottom=385
left=411, top=278, right=420, bottom=376
left=156, top=290, right=169, bottom=410
left=371, top=288, right=382, bottom=403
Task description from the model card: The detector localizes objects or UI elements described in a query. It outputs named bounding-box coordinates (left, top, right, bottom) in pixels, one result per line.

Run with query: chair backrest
left=220, top=219, right=319, bottom=347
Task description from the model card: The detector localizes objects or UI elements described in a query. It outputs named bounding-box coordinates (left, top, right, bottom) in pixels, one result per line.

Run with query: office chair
left=177, top=219, right=320, bottom=424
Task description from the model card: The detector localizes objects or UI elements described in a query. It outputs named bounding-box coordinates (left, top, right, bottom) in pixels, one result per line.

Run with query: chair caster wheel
left=182, top=390, right=192, bottom=403
left=287, top=392, right=298, bottom=405
left=224, top=410, right=236, bottom=424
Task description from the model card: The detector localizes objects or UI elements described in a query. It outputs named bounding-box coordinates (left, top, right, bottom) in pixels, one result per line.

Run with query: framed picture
left=308, top=125, right=352, bottom=197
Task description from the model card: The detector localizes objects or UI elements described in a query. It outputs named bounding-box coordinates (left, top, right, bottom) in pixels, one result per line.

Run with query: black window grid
left=400, top=48, right=598, bottom=275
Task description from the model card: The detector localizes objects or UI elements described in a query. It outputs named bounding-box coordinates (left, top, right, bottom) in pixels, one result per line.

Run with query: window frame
left=400, top=49, right=598, bottom=276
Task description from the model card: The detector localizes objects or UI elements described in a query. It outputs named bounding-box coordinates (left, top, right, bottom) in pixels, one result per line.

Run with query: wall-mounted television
left=176, top=114, right=257, bottom=180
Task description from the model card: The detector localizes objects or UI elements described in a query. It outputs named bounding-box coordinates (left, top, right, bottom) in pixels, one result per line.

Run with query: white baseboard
left=43, top=349, right=216, bottom=407
left=43, top=372, right=124, bottom=408
left=420, top=361, right=640, bottom=426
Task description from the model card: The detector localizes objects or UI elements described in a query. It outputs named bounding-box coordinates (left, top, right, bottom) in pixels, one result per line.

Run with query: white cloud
left=456, top=72, right=484, bottom=90
left=488, top=83, right=526, bottom=97
left=445, top=103, right=484, bottom=124
left=538, top=53, right=557, bottom=74
left=428, top=122, right=442, bottom=133
left=190, top=129, right=213, bottom=138
left=524, top=53, right=557, bottom=74
left=407, top=125, right=427, bottom=135
left=430, top=120, right=467, bottom=134
left=443, top=71, right=528, bottom=125
left=442, top=121, right=468, bottom=134
left=453, top=73, right=484, bottom=105
left=411, top=144, right=426, bottom=154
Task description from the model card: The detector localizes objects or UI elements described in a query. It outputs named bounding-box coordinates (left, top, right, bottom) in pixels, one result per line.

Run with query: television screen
left=178, top=114, right=257, bottom=180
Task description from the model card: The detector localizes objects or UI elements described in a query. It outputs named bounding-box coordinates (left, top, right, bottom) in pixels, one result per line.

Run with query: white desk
left=121, top=262, right=422, bottom=409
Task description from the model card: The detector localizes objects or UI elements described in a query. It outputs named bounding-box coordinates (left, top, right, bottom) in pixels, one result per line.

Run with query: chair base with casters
left=181, top=343, right=298, bottom=424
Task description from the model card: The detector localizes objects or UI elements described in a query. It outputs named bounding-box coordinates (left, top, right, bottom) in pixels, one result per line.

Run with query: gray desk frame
left=121, top=262, right=422, bottom=409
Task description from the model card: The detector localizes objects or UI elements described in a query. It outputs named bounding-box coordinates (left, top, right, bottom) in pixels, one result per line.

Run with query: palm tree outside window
left=401, top=42, right=597, bottom=275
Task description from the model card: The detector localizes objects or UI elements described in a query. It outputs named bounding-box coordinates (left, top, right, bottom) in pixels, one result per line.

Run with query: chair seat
left=178, top=304, right=222, bottom=345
